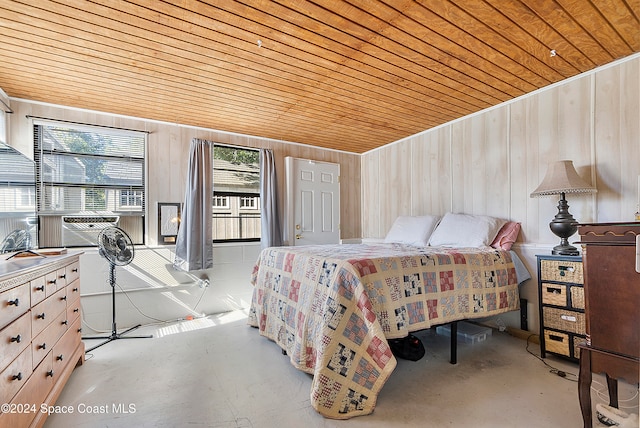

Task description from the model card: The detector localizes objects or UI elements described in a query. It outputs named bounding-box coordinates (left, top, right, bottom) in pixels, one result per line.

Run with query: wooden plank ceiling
left=0, top=0, right=638, bottom=153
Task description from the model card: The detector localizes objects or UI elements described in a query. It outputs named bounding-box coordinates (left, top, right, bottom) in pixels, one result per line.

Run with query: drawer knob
left=36, top=285, right=45, bottom=291
left=46, top=370, right=54, bottom=377
left=73, top=308, right=79, bottom=313
left=12, top=373, right=22, bottom=381
left=37, top=313, right=46, bottom=319
left=61, top=320, right=68, bottom=326
left=57, top=354, right=64, bottom=361
left=77, top=328, right=82, bottom=333
left=8, top=298, right=19, bottom=306
left=10, top=334, right=21, bottom=343
left=59, top=274, right=66, bottom=279
left=73, top=287, right=79, bottom=292
left=38, top=343, right=46, bottom=350
left=60, top=296, right=67, bottom=301
left=49, top=279, right=57, bottom=284
left=72, top=268, right=78, bottom=272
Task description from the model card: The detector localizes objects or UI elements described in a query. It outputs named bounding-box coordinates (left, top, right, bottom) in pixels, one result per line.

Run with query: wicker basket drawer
left=544, top=330, right=570, bottom=357
left=543, top=307, right=585, bottom=335
left=570, top=286, right=585, bottom=310
left=541, top=283, right=567, bottom=306
left=540, top=259, right=583, bottom=284
left=573, top=335, right=586, bottom=359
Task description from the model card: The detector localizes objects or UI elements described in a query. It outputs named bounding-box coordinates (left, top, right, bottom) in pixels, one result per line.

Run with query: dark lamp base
left=552, top=244, right=579, bottom=256
left=548, top=192, right=580, bottom=256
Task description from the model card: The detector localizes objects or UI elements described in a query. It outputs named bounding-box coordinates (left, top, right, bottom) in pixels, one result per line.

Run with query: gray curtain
left=174, top=138, right=213, bottom=271
left=260, top=149, right=283, bottom=249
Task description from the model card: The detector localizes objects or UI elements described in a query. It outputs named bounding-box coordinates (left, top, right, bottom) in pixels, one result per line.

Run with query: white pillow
left=384, top=215, right=441, bottom=246
left=428, top=212, right=507, bottom=248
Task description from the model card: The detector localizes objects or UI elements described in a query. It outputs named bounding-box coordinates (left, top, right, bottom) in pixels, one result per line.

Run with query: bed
left=248, top=213, right=529, bottom=419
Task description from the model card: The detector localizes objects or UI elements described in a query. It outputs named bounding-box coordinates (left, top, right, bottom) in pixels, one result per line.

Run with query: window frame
left=212, top=144, right=261, bottom=244
left=33, top=120, right=147, bottom=247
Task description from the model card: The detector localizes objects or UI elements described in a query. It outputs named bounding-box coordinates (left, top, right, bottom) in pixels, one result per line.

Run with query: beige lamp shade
left=530, top=160, right=596, bottom=197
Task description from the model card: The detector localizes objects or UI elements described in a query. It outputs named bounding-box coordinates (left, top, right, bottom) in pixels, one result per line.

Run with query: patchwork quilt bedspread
left=248, top=243, right=519, bottom=419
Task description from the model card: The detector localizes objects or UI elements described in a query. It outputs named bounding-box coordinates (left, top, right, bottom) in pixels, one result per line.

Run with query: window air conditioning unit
left=61, top=215, right=120, bottom=247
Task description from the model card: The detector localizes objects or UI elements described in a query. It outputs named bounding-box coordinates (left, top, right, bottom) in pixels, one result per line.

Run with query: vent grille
left=62, top=215, right=119, bottom=247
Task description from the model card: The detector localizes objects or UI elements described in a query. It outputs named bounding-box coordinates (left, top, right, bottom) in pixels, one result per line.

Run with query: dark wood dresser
left=577, top=222, right=640, bottom=428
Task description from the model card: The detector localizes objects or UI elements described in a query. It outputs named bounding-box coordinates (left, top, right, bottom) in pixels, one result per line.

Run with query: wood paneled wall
left=361, top=54, right=639, bottom=329
left=8, top=101, right=362, bottom=245
left=361, top=54, right=639, bottom=241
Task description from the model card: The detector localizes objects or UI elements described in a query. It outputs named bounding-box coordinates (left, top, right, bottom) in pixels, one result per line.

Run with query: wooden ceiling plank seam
left=0, top=58, right=410, bottom=145
left=588, top=0, right=640, bottom=51
left=23, top=1, right=480, bottom=119
left=276, top=0, right=517, bottom=103
left=375, top=0, right=543, bottom=94
left=398, top=0, right=559, bottom=88
left=260, top=0, right=508, bottom=108
left=3, top=78, right=384, bottom=152
left=358, top=3, right=536, bottom=96
left=0, top=36, right=450, bottom=138
left=483, top=0, right=598, bottom=72
left=129, top=0, right=473, bottom=111
left=340, top=0, right=533, bottom=97
left=520, top=0, right=618, bottom=64
left=455, top=0, right=585, bottom=76
left=85, top=0, right=482, bottom=115
left=629, top=0, right=640, bottom=21
left=557, top=0, right=635, bottom=58
left=208, top=2, right=498, bottom=112
left=0, top=7, right=456, bottom=126
left=0, top=62, right=293, bottom=131
left=413, top=0, right=566, bottom=84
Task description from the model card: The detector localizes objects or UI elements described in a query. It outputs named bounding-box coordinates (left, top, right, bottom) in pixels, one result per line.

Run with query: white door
left=285, top=157, right=340, bottom=246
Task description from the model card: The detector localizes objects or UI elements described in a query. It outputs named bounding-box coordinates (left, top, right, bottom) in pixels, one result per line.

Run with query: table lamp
left=530, top=160, right=596, bottom=255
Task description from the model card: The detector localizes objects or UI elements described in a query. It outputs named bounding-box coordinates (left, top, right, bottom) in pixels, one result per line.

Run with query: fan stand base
left=82, top=259, right=153, bottom=353
left=84, top=324, right=153, bottom=353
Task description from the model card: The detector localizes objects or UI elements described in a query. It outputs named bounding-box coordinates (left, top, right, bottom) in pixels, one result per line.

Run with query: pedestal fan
left=84, top=226, right=152, bottom=352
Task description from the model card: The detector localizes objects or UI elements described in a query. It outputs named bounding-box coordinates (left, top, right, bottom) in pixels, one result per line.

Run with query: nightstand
left=536, top=254, right=585, bottom=361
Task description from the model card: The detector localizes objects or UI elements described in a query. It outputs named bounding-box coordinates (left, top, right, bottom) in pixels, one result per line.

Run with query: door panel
left=285, top=157, right=340, bottom=245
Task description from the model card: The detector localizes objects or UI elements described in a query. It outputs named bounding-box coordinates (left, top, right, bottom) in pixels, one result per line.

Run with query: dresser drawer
left=0, top=283, right=30, bottom=331
left=544, top=330, right=571, bottom=357
left=31, top=312, right=67, bottom=369
left=67, top=297, right=81, bottom=323
left=31, top=287, right=68, bottom=338
left=543, top=306, right=585, bottom=335
left=67, top=279, right=81, bottom=305
left=54, top=268, right=69, bottom=292
left=0, top=346, right=33, bottom=403
left=0, top=312, right=31, bottom=371
left=44, top=271, right=59, bottom=296
left=540, top=259, right=583, bottom=284
left=30, top=275, right=47, bottom=306
left=52, top=317, right=82, bottom=374
left=65, top=260, right=80, bottom=284
left=541, top=283, right=567, bottom=306
left=570, top=286, right=584, bottom=310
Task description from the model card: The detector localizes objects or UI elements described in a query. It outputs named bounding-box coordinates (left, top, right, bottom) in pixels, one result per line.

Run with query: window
left=34, top=121, right=146, bottom=246
left=239, top=196, right=259, bottom=209
left=213, top=195, right=229, bottom=209
left=213, top=145, right=260, bottom=242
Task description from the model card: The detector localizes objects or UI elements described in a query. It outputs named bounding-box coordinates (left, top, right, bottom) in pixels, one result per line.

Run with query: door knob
left=295, top=234, right=302, bottom=239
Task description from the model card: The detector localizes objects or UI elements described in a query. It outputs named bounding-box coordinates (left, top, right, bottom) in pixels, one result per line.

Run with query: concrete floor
left=44, top=310, right=639, bottom=428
